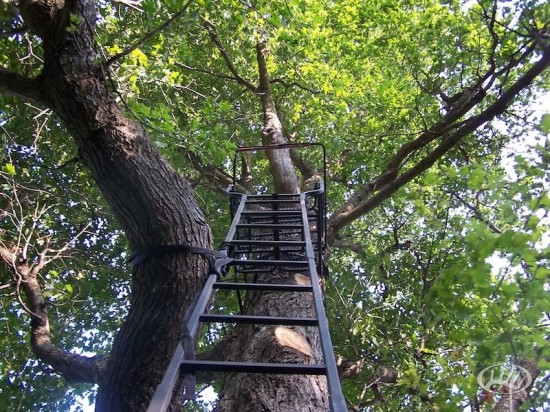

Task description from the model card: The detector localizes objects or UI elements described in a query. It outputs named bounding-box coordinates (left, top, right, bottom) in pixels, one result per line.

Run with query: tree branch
left=331, top=238, right=367, bottom=255
left=202, top=19, right=257, bottom=93
left=327, top=43, right=550, bottom=243
left=447, top=190, right=502, bottom=234
left=183, top=148, right=250, bottom=195
left=0, top=243, right=106, bottom=383
left=105, top=0, right=194, bottom=67
left=270, top=78, right=320, bottom=94
left=0, top=67, right=42, bottom=104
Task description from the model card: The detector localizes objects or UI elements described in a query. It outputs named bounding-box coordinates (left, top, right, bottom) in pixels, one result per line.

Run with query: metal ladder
left=148, top=144, right=346, bottom=412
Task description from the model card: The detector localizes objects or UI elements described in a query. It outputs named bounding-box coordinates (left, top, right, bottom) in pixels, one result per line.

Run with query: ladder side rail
left=223, top=192, right=248, bottom=251
left=303, top=182, right=326, bottom=277
left=146, top=342, right=185, bottom=412
left=317, top=182, right=327, bottom=275
left=299, top=193, right=346, bottom=412
left=186, top=273, right=218, bottom=336
left=226, top=185, right=247, bottom=221
left=149, top=190, right=249, bottom=411
left=147, top=273, right=218, bottom=412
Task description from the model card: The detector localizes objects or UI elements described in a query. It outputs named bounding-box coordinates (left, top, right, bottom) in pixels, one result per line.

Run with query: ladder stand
left=148, top=144, right=346, bottom=412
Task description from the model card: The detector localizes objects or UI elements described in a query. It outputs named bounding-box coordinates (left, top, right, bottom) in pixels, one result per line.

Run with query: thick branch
left=0, top=244, right=105, bottom=383
left=0, top=68, right=42, bottom=105
left=289, top=148, right=319, bottom=182
left=183, top=148, right=250, bottom=195
left=327, top=44, right=550, bottom=243
left=336, top=355, right=367, bottom=380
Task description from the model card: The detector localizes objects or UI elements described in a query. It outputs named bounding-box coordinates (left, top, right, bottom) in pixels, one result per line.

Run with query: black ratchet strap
left=129, top=244, right=234, bottom=275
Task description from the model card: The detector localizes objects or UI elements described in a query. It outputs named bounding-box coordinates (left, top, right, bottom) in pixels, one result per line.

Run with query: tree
left=0, top=0, right=549, bottom=411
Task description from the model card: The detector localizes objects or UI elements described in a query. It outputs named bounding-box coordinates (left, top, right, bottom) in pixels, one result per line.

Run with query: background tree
left=0, top=0, right=549, bottom=411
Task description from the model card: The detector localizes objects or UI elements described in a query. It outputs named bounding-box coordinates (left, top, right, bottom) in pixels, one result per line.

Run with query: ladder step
left=214, top=282, right=313, bottom=292
left=241, top=214, right=306, bottom=219
left=237, top=223, right=303, bottom=229
left=241, top=210, right=303, bottom=215
left=248, top=194, right=301, bottom=200
left=235, top=248, right=305, bottom=255
left=234, top=267, right=307, bottom=274
left=245, top=199, right=301, bottom=204
left=180, top=360, right=326, bottom=375
left=230, top=240, right=306, bottom=246
left=229, top=259, right=309, bottom=267
left=242, top=220, right=304, bottom=226
left=199, top=314, right=318, bottom=326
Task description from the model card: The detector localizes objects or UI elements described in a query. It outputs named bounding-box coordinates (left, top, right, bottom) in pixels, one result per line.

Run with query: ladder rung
left=214, top=282, right=313, bottom=292
left=245, top=199, right=301, bottom=204
left=235, top=247, right=305, bottom=252
left=242, top=221, right=304, bottom=226
left=237, top=223, right=303, bottom=229
left=230, top=240, right=306, bottom=246
left=180, top=360, right=326, bottom=375
left=248, top=194, right=301, bottom=199
left=199, top=314, right=318, bottom=326
left=229, top=259, right=309, bottom=267
left=241, top=210, right=303, bottom=215
left=242, top=215, right=305, bottom=220
left=234, top=267, right=307, bottom=274
left=235, top=248, right=305, bottom=255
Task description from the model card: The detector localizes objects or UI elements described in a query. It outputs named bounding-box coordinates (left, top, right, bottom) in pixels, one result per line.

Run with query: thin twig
left=105, top=0, right=194, bottom=67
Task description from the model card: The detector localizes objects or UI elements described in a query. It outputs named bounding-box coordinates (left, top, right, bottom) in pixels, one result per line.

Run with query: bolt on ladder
left=148, top=144, right=346, bottom=412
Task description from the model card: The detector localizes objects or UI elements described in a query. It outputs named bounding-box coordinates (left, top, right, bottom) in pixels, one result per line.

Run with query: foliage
left=0, top=116, right=129, bottom=409
left=0, top=0, right=549, bottom=410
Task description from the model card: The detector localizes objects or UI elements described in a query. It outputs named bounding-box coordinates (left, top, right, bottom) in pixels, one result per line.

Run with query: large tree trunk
left=215, top=41, right=329, bottom=410
left=215, top=270, right=329, bottom=411
left=492, top=359, right=540, bottom=412
left=12, top=1, right=329, bottom=410
left=18, top=1, right=212, bottom=410
left=256, top=38, right=300, bottom=195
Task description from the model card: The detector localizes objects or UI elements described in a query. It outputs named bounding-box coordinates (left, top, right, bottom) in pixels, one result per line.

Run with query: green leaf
left=2, top=163, right=16, bottom=176
left=423, top=171, right=439, bottom=185
left=539, top=113, right=550, bottom=134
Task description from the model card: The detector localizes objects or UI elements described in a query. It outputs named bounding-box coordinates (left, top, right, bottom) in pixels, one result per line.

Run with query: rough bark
left=256, top=37, right=300, bottom=194
left=2, top=0, right=212, bottom=410
left=492, top=359, right=540, bottom=412
left=216, top=270, right=328, bottom=412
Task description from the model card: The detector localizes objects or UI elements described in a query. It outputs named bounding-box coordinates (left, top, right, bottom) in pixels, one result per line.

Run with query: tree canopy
left=0, top=0, right=549, bottom=410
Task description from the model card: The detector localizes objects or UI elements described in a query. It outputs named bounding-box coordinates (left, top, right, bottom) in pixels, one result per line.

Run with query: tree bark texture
left=492, top=359, right=540, bottom=412
left=215, top=270, right=328, bottom=412
left=256, top=38, right=300, bottom=195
